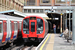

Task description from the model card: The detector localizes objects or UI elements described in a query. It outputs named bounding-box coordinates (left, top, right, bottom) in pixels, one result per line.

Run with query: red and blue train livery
left=0, top=14, right=23, bottom=47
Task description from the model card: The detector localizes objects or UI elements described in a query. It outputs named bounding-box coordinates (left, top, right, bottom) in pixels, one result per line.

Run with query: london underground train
left=22, top=16, right=48, bottom=42
left=0, top=14, right=23, bottom=47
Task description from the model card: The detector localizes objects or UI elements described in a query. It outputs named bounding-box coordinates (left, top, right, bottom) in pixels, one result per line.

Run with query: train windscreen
left=37, top=19, right=43, bottom=31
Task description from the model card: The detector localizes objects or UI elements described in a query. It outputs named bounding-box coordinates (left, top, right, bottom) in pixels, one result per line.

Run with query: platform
left=36, top=34, right=75, bottom=50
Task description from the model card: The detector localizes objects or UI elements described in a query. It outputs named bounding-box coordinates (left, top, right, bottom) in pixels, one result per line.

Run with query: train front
left=22, top=16, right=45, bottom=42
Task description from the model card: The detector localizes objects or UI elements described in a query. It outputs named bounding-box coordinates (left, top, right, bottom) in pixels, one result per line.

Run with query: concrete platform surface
left=53, top=34, right=75, bottom=50
left=37, top=34, right=75, bottom=50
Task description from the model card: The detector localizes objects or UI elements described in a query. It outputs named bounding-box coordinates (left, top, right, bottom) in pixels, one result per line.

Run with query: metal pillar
left=60, top=13, right=62, bottom=34
left=65, top=13, right=67, bottom=29
left=69, top=10, right=71, bottom=38
left=72, top=9, right=75, bottom=44
left=63, top=14, right=65, bottom=31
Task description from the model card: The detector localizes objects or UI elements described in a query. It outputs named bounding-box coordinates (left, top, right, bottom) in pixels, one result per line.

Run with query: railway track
left=11, top=45, right=36, bottom=50
left=0, top=41, right=39, bottom=50
left=11, top=42, right=38, bottom=50
left=23, top=45, right=36, bottom=50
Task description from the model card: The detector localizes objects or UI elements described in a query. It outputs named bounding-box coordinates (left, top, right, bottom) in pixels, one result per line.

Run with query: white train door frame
left=0, top=21, right=3, bottom=43
left=14, top=22, right=18, bottom=39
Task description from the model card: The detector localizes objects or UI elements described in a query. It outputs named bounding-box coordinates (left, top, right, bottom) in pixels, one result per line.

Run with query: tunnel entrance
left=47, top=13, right=60, bottom=33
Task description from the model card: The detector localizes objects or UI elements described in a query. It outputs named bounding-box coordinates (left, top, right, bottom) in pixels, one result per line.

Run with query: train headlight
left=37, top=31, right=43, bottom=34
left=24, top=31, right=26, bottom=33
left=40, top=31, right=42, bottom=33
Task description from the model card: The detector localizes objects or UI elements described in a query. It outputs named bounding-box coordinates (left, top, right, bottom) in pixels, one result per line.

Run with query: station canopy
left=24, top=6, right=74, bottom=14
left=24, top=13, right=49, bottom=19
left=0, top=10, right=26, bottom=18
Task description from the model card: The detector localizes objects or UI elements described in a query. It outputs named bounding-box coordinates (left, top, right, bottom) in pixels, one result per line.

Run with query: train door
left=29, top=20, right=37, bottom=37
left=10, top=21, right=14, bottom=40
left=14, top=22, right=18, bottom=39
left=19, top=22, right=21, bottom=31
left=0, top=21, right=3, bottom=43
left=2, top=20, right=7, bottom=42
left=17, top=21, right=19, bottom=31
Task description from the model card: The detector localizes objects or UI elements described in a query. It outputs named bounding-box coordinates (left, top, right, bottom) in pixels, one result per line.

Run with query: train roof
left=24, top=15, right=48, bottom=22
left=0, top=14, right=23, bottom=21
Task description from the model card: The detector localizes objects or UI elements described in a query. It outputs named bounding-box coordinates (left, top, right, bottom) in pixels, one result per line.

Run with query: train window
left=10, top=23, right=12, bottom=32
left=37, top=19, right=43, bottom=31
left=4, top=22, right=7, bottom=32
left=17, top=22, right=19, bottom=30
left=14, top=22, right=18, bottom=31
left=31, top=22, right=35, bottom=32
left=0, top=23, right=2, bottom=33
left=11, top=22, right=14, bottom=31
left=23, top=19, right=29, bottom=31
left=19, top=22, right=21, bottom=30
left=16, top=23, right=18, bottom=30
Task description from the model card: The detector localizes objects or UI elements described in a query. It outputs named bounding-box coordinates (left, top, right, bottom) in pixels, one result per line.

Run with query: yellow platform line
left=46, top=34, right=55, bottom=50
left=40, top=34, right=50, bottom=50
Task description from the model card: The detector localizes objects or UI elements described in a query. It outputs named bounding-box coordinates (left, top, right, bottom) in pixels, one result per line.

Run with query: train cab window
left=37, top=19, right=43, bottom=31
left=23, top=19, right=29, bottom=31
left=0, top=23, right=2, bottom=33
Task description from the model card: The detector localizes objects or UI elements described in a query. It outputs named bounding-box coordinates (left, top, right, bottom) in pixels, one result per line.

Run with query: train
left=21, top=16, right=48, bottom=42
left=0, top=14, right=23, bottom=47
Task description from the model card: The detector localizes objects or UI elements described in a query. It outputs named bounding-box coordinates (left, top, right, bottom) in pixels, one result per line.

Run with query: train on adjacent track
left=21, top=16, right=48, bottom=42
left=0, top=14, right=23, bottom=47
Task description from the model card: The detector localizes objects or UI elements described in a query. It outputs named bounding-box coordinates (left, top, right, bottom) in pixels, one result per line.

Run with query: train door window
left=4, top=22, right=7, bottom=32
left=10, top=22, right=12, bottom=32
left=18, top=22, right=20, bottom=30
left=16, top=23, right=18, bottom=30
left=11, top=21, right=14, bottom=31
left=17, top=22, right=19, bottom=30
left=23, top=19, right=29, bottom=31
left=19, top=22, right=21, bottom=30
left=0, top=21, right=3, bottom=33
left=37, top=19, right=43, bottom=31
left=14, top=22, right=18, bottom=31
left=31, top=22, right=35, bottom=32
